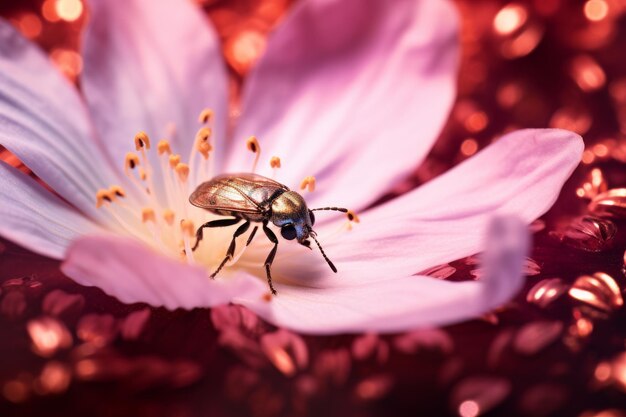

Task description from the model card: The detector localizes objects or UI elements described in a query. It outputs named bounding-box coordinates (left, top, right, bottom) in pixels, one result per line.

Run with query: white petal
left=242, top=128, right=582, bottom=288
left=81, top=0, right=229, bottom=176
left=0, top=19, right=120, bottom=222
left=61, top=234, right=267, bottom=310
left=226, top=0, right=459, bottom=211
left=0, top=161, right=105, bottom=259
left=237, top=216, right=529, bottom=334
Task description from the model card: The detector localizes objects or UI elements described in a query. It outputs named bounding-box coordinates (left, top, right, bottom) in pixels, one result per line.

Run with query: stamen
left=197, top=141, right=212, bottom=160
left=134, top=131, right=151, bottom=151
left=157, top=140, right=172, bottom=156
left=108, top=185, right=126, bottom=199
left=246, top=136, right=261, bottom=173
left=180, top=219, right=195, bottom=264
left=175, top=163, right=190, bottom=182
left=180, top=219, right=194, bottom=236
left=270, top=156, right=281, bottom=168
left=96, top=188, right=143, bottom=235
left=163, top=209, right=175, bottom=226
left=142, top=208, right=156, bottom=223
left=142, top=207, right=168, bottom=253
left=196, top=127, right=212, bottom=143
left=270, top=156, right=281, bottom=179
left=169, top=154, right=181, bottom=169
left=198, top=108, right=214, bottom=124
left=300, top=176, right=316, bottom=193
left=95, top=189, right=113, bottom=208
left=346, top=210, right=359, bottom=231
left=346, top=210, right=360, bottom=223
left=175, top=163, right=191, bottom=218
left=125, top=152, right=140, bottom=171
left=138, top=168, right=148, bottom=182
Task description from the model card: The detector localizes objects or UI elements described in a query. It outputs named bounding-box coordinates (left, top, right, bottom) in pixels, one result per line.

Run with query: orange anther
left=198, top=108, right=214, bottom=124
left=175, top=163, right=190, bottom=182
left=163, top=209, right=175, bottom=225
left=299, top=176, right=316, bottom=193
left=346, top=210, right=360, bottom=223
left=157, top=140, right=171, bottom=156
left=246, top=136, right=260, bottom=154
left=270, top=156, right=281, bottom=169
left=180, top=219, right=195, bottom=237
left=95, top=189, right=112, bottom=208
left=141, top=208, right=156, bottom=223
left=197, top=141, right=212, bottom=159
left=196, top=127, right=212, bottom=143
left=125, top=152, right=140, bottom=170
left=108, top=185, right=125, bottom=199
left=134, top=131, right=151, bottom=150
left=169, top=154, right=181, bottom=169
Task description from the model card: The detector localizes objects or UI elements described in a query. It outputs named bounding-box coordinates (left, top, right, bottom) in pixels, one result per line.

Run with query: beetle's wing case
left=189, top=173, right=289, bottom=214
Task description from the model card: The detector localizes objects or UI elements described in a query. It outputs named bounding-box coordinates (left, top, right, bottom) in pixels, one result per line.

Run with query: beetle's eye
left=309, top=210, right=315, bottom=226
left=281, top=225, right=297, bottom=240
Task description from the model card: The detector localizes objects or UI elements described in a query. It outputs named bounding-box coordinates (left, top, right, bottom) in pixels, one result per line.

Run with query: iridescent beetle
left=189, top=173, right=349, bottom=295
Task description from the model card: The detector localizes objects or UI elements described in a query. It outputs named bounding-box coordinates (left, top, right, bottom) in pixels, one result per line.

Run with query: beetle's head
left=270, top=191, right=316, bottom=244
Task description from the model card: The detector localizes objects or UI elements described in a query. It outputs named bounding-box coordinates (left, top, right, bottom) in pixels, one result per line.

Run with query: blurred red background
left=1, top=1, right=626, bottom=416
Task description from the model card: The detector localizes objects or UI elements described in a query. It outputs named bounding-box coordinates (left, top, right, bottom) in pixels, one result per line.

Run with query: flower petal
left=250, top=128, right=582, bottom=287
left=0, top=19, right=120, bottom=222
left=81, top=0, right=229, bottom=171
left=61, top=235, right=267, bottom=310
left=237, top=216, right=529, bottom=334
left=0, top=161, right=105, bottom=259
left=227, top=0, right=459, bottom=210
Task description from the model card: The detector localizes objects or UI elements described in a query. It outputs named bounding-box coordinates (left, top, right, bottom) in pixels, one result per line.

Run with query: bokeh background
left=1, top=0, right=626, bottom=416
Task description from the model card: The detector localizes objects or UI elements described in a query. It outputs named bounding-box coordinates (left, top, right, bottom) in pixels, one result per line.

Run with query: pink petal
left=61, top=235, right=267, bottom=310
left=0, top=161, right=105, bottom=259
left=81, top=0, right=229, bottom=171
left=226, top=0, right=459, bottom=211
left=237, top=216, right=529, bottom=334
left=260, top=128, right=582, bottom=287
left=0, top=19, right=119, bottom=222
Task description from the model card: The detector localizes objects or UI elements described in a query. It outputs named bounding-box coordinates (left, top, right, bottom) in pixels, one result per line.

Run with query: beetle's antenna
left=311, top=207, right=348, bottom=213
left=311, top=207, right=359, bottom=223
left=310, top=234, right=337, bottom=273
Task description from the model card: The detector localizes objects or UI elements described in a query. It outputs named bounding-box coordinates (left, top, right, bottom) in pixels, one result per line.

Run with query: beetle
left=189, top=173, right=348, bottom=295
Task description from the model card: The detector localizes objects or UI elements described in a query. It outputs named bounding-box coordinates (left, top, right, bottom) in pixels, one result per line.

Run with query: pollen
left=346, top=210, right=360, bottom=223
left=175, top=163, right=190, bottom=182
left=270, top=156, right=281, bottom=169
left=108, top=185, right=125, bottom=199
left=169, top=154, right=181, bottom=169
left=134, top=131, right=151, bottom=150
left=300, top=176, right=316, bottom=193
left=141, top=208, right=156, bottom=223
left=95, top=189, right=112, bottom=208
left=198, top=108, right=213, bottom=124
left=125, top=152, right=140, bottom=170
left=163, top=209, right=175, bottom=225
left=138, top=168, right=147, bottom=181
left=157, top=140, right=171, bottom=156
left=180, top=219, right=195, bottom=237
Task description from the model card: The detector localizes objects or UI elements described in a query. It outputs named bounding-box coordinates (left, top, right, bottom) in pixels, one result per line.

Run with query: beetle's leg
left=210, top=220, right=251, bottom=279
left=246, top=226, right=259, bottom=246
left=262, top=220, right=279, bottom=295
left=192, top=217, right=240, bottom=252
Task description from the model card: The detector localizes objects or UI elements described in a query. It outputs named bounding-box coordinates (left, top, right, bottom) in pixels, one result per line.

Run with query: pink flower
left=0, top=0, right=582, bottom=334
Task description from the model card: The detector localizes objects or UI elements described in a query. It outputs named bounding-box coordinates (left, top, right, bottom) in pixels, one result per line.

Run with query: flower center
left=93, top=109, right=359, bottom=278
